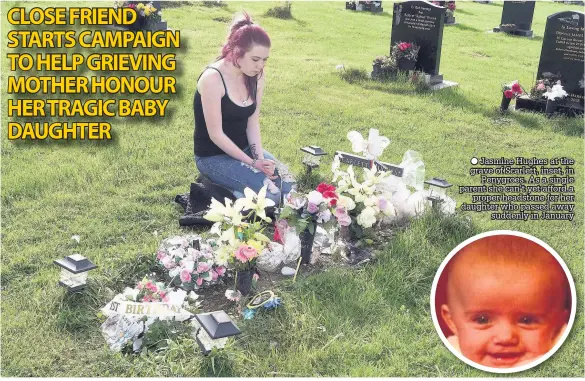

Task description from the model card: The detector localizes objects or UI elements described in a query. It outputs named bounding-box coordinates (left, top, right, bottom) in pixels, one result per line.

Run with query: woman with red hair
left=193, top=12, right=294, bottom=204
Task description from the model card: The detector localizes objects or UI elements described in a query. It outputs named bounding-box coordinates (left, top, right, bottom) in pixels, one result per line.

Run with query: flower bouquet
left=204, top=185, right=274, bottom=296
left=279, top=183, right=344, bottom=264
left=445, top=1, right=456, bottom=22
left=372, top=55, right=397, bottom=79
left=331, top=156, right=397, bottom=240
left=116, top=1, right=163, bottom=30
left=156, top=236, right=225, bottom=291
left=543, top=81, right=568, bottom=115
left=390, top=41, right=420, bottom=71
left=500, top=80, right=524, bottom=112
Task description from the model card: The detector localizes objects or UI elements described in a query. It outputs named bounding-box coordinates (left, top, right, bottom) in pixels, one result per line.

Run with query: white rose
left=317, top=209, right=332, bottom=223
left=307, top=190, right=324, bottom=205
left=337, top=195, right=356, bottom=211
left=169, top=267, right=180, bottom=278
left=356, top=207, right=377, bottom=228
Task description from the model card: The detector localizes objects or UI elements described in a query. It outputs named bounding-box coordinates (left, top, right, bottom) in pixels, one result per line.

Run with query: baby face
left=442, top=261, right=568, bottom=368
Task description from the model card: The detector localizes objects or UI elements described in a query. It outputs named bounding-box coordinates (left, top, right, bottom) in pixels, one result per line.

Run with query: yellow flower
left=137, top=3, right=145, bottom=10
left=144, top=9, right=151, bottom=16
left=246, top=239, right=264, bottom=252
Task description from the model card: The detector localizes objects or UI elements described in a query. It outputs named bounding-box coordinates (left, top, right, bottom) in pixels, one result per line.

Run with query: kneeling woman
left=194, top=12, right=294, bottom=204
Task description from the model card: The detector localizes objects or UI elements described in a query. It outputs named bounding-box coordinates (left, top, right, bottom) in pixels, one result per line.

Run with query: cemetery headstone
left=536, top=11, right=584, bottom=108
left=493, top=1, right=535, bottom=37
left=391, top=1, right=457, bottom=88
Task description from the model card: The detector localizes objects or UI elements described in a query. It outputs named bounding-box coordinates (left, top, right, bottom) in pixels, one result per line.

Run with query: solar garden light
left=300, top=145, right=327, bottom=174
left=191, top=238, right=201, bottom=250
left=53, top=254, right=97, bottom=292
left=193, top=310, right=241, bottom=355
left=424, top=177, right=453, bottom=209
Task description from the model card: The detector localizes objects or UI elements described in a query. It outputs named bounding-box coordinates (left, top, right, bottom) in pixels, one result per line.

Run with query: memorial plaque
left=391, top=1, right=445, bottom=82
left=335, top=151, right=404, bottom=177
left=493, top=1, right=535, bottom=37
left=537, top=11, right=585, bottom=106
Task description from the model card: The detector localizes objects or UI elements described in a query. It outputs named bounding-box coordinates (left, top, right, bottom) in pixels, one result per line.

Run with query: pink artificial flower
left=159, top=291, right=166, bottom=299
left=180, top=269, right=192, bottom=283
left=398, top=42, right=411, bottom=51
left=162, top=296, right=169, bottom=302
left=197, top=262, right=210, bottom=273
left=235, top=245, right=258, bottom=263
left=143, top=295, right=151, bottom=303
left=378, top=197, right=388, bottom=211
left=448, top=2, right=456, bottom=11
left=211, top=270, right=219, bottom=281
left=253, top=273, right=259, bottom=282
left=127, top=3, right=136, bottom=8
left=537, top=82, right=546, bottom=91
left=511, top=82, right=522, bottom=94
left=216, top=266, right=226, bottom=277
left=307, top=202, right=319, bottom=214
left=162, top=256, right=176, bottom=269
left=156, top=250, right=166, bottom=260
left=504, top=89, right=515, bottom=99
left=137, top=282, right=143, bottom=290
left=335, top=208, right=352, bottom=227
left=196, top=277, right=203, bottom=286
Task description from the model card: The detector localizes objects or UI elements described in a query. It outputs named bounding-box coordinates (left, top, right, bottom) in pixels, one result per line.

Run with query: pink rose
left=211, top=270, right=219, bottom=281
left=197, top=262, right=210, bottom=273
left=216, top=266, right=226, bottom=276
left=162, top=296, right=169, bottom=302
left=537, top=83, right=545, bottom=90
left=162, top=256, right=176, bottom=269
left=143, top=295, right=151, bottom=302
left=156, top=250, right=166, bottom=260
left=196, top=278, right=203, bottom=286
left=137, top=282, right=143, bottom=290
left=235, top=245, right=258, bottom=262
left=307, top=202, right=319, bottom=214
left=504, top=89, right=514, bottom=99
left=180, top=269, right=192, bottom=283
left=337, top=212, right=352, bottom=227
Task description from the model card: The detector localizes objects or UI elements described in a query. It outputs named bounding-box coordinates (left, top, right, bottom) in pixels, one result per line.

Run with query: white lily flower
left=237, top=186, right=275, bottom=222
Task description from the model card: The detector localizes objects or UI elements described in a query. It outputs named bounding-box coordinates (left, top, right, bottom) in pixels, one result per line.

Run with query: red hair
left=219, top=12, right=271, bottom=102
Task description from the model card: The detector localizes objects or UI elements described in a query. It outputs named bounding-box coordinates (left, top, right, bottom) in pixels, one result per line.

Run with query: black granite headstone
left=493, top=1, right=535, bottom=37
left=391, top=1, right=445, bottom=84
left=536, top=11, right=585, bottom=106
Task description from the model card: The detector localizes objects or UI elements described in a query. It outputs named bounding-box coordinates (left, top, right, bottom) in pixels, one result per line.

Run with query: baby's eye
left=473, top=314, right=490, bottom=324
left=519, top=316, right=537, bottom=325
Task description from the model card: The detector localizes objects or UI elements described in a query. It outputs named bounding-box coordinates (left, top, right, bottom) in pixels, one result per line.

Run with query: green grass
left=1, top=1, right=583, bottom=377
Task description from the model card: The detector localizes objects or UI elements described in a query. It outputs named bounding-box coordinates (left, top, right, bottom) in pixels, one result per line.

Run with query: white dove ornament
left=347, top=129, right=390, bottom=160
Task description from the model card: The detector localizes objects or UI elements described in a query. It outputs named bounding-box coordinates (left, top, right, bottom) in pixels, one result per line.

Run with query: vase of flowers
left=391, top=42, right=420, bottom=71
left=445, top=1, right=456, bottom=24
left=280, top=183, right=344, bottom=264
left=118, top=1, right=163, bottom=30
left=204, top=185, right=275, bottom=297
left=543, top=81, right=568, bottom=117
left=500, top=81, right=523, bottom=112
left=372, top=55, right=396, bottom=79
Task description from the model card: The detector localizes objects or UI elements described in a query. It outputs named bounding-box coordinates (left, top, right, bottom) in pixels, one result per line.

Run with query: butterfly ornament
left=347, top=129, right=390, bottom=160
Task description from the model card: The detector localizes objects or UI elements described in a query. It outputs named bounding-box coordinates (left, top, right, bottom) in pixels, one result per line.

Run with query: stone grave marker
left=335, top=151, right=404, bottom=177
left=536, top=11, right=584, bottom=108
left=493, top=1, right=536, bottom=37
left=391, top=1, right=458, bottom=89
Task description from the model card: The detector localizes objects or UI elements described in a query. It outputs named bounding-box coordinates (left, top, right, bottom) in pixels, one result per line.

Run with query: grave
left=391, top=1, right=458, bottom=89
left=515, top=11, right=584, bottom=115
left=493, top=1, right=535, bottom=37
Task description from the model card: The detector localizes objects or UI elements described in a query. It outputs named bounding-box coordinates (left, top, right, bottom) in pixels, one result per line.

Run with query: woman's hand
left=254, top=159, right=278, bottom=180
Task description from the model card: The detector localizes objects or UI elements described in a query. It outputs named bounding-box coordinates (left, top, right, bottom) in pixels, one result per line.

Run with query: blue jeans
left=195, top=147, right=295, bottom=205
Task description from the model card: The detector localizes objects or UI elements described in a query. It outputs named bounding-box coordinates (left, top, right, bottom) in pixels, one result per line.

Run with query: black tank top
left=194, top=67, right=257, bottom=157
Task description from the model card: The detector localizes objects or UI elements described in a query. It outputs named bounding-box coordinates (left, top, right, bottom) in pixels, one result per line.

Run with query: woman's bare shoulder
left=197, top=66, right=225, bottom=96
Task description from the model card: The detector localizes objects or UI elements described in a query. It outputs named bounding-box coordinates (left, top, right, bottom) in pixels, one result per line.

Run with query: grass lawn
left=1, top=0, right=583, bottom=377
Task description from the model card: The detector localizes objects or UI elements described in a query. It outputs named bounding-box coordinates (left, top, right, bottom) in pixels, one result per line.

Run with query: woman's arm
left=199, top=70, right=255, bottom=166
left=246, top=73, right=266, bottom=161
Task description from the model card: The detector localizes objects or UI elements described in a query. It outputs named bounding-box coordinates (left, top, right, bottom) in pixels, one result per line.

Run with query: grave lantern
left=424, top=177, right=452, bottom=208
left=300, top=145, right=327, bottom=174
left=53, top=254, right=97, bottom=292
left=193, top=310, right=241, bottom=355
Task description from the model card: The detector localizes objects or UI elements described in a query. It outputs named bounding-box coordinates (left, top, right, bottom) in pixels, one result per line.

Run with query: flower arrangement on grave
left=530, top=72, right=562, bottom=99
left=446, top=1, right=456, bottom=18
left=156, top=236, right=226, bottom=291
left=543, top=82, right=568, bottom=101
left=116, top=1, right=162, bottom=29
left=100, top=275, right=193, bottom=353
left=204, top=185, right=274, bottom=295
left=500, top=80, right=524, bottom=111
left=391, top=41, right=420, bottom=71
left=331, top=156, right=397, bottom=238
left=279, top=183, right=345, bottom=263
left=372, top=55, right=397, bottom=79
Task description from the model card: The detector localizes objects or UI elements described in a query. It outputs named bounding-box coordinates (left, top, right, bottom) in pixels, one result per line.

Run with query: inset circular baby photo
left=431, top=231, right=576, bottom=373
